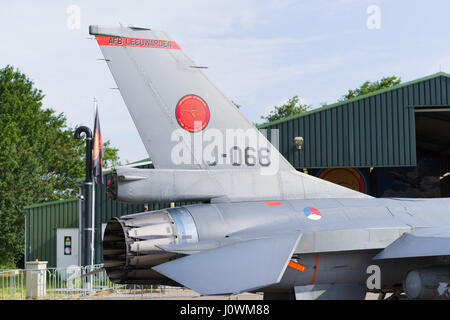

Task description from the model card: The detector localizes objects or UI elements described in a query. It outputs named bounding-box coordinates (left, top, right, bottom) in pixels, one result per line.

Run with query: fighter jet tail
left=91, top=25, right=371, bottom=200
left=90, top=25, right=292, bottom=172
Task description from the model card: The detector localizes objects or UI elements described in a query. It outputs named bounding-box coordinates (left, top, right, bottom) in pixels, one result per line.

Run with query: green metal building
left=259, top=72, right=450, bottom=197
left=23, top=72, right=450, bottom=267
left=24, top=198, right=79, bottom=268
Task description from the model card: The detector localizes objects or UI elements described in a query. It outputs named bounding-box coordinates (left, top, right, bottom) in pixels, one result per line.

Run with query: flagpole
left=91, top=97, right=97, bottom=267
left=73, top=126, right=93, bottom=270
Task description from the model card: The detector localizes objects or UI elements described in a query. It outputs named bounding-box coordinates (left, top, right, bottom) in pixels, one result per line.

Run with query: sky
left=1, top=0, right=449, bottom=163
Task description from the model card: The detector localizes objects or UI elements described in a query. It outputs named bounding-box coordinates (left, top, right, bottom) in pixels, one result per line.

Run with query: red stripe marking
left=95, top=35, right=181, bottom=50
left=310, top=253, right=319, bottom=285
left=264, top=201, right=281, bottom=206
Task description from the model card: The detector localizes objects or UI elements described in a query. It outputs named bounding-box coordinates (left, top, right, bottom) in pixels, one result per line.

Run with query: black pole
left=74, top=126, right=93, bottom=267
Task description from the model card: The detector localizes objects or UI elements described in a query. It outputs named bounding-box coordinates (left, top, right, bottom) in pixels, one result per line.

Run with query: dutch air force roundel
left=175, top=94, right=210, bottom=132
left=304, top=206, right=322, bottom=220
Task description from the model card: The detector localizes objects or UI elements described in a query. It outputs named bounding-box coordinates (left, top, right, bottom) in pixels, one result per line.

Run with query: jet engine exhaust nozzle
left=102, top=207, right=198, bottom=285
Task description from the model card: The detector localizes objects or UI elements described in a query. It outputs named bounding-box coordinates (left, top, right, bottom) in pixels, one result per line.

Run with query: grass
left=0, top=271, right=25, bottom=299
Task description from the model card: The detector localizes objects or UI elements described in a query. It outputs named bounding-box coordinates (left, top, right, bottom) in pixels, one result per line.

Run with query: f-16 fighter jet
left=90, top=25, right=450, bottom=300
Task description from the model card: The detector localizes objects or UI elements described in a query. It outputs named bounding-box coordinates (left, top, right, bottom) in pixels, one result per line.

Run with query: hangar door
left=415, top=107, right=450, bottom=197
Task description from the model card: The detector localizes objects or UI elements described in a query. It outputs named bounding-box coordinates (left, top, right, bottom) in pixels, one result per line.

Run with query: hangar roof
left=258, top=72, right=450, bottom=169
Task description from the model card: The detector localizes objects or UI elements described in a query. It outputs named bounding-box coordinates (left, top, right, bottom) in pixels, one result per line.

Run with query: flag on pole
left=93, top=101, right=104, bottom=184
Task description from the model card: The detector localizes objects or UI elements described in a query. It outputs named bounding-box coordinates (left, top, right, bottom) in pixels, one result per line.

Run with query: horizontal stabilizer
left=373, top=227, right=450, bottom=260
left=153, top=232, right=302, bottom=295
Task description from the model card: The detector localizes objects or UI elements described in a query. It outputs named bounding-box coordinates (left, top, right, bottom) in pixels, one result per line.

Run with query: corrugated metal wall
left=260, top=73, right=450, bottom=169
left=24, top=198, right=79, bottom=268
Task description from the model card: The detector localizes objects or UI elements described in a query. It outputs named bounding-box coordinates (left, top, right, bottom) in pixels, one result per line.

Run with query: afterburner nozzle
left=102, top=207, right=198, bottom=285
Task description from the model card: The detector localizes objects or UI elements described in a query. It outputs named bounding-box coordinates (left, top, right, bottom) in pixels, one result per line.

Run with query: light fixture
left=294, top=136, right=304, bottom=150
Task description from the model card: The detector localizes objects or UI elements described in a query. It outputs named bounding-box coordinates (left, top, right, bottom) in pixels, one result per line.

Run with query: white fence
left=0, top=264, right=200, bottom=300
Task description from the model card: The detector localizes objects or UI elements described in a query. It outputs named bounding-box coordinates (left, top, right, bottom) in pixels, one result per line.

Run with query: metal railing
left=0, top=269, right=24, bottom=300
left=0, top=264, right=205, bottom=300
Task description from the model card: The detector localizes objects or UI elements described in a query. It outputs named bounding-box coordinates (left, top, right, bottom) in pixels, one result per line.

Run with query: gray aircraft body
left=89, top=25, right=450, bottom=299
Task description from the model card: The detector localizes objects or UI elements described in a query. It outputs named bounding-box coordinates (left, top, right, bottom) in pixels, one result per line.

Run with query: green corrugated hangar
left=259, top=72, right=450, bottom=198
left=23, top=72, right=450, bottom=268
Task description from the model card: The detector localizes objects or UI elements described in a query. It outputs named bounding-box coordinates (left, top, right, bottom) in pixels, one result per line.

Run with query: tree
left=260, top=95, right=310, bottom=123
left=232, top=101, right=241, bottom=110
left=339, top=76, right=402, bottom=101
left=102, top=140, right=121, bottom=168
left=0, top=65, right=119, bottom=267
